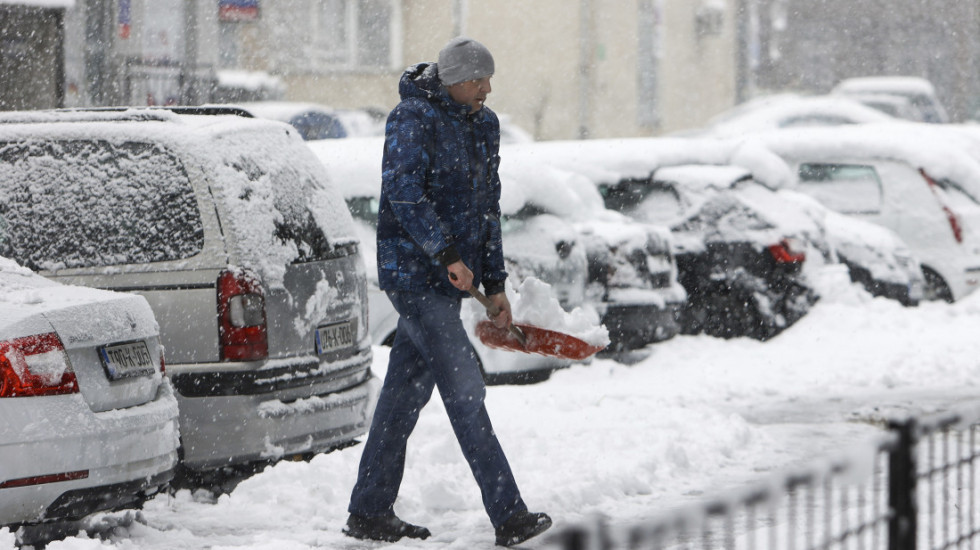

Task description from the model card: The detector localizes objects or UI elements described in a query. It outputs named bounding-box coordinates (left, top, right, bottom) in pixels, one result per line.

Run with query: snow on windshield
left=189, top=117, right=358, bottom=288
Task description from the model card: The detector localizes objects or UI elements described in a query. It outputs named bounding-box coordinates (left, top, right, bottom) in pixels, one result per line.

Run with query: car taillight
left=768, top=238, right=806, bottom=264
left=0, top=333, right=79, bottom=398
left=921, top=169, right=964, bottom=244
left=217, top=269, right=269, bottom=362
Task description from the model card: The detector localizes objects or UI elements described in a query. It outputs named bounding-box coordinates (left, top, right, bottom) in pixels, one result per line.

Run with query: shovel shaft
left=466, top=287, right=528, bottom=347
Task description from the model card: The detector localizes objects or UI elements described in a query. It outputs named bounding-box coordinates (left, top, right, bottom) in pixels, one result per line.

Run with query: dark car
left=601, top=164, right=921, bottom=339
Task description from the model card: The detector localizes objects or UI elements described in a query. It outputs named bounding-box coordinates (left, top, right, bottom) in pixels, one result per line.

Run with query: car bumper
left=0, top=381, right=180, bottom=525
left=600, top=302, right=683, bottom=351
left=175, top=372, right=380, bottom=471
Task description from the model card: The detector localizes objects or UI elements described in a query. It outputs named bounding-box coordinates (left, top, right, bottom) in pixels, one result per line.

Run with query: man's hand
left=447, top=261, right=474, bottom=291
left=487, top=292, right=513, bottom=329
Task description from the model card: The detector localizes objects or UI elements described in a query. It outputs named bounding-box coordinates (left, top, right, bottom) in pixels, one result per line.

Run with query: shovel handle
left=463, top=286, right=528, bottom=347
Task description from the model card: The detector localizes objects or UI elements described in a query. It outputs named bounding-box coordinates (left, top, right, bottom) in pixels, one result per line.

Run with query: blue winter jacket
left=376, top=62, right=507, bottom=298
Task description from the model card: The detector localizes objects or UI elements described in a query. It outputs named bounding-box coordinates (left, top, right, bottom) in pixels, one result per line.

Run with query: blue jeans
left=348, top=290, right=526, bottom=528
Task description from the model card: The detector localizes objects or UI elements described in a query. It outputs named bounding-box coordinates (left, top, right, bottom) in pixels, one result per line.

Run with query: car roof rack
left=0, top=105, right=255, bottom=125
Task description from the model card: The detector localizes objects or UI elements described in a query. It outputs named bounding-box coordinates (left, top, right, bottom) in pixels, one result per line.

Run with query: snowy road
left=5, top=268, right=980, bottom=549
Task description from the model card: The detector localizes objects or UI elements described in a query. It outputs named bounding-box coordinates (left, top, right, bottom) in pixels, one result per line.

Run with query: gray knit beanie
left=437, top=37, right=495, bottom=86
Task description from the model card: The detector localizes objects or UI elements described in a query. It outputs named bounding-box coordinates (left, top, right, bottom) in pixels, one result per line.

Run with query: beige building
left=222, top=0, right=740, bottom=139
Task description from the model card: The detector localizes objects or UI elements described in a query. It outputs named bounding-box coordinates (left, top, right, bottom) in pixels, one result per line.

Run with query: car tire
left=921, top=266, right=954, bottom=303
left=684, top=271, right=814, bottom=341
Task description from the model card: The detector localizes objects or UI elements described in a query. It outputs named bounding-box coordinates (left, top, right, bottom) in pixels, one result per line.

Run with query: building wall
left=659, top=0, right=738, bottom=133
left=233, top=0, right=740, bottom=140
left=747, top=0, right=980, bottom=121
left=56, top=0, right=740, bottom=137
left=0, top=5, right=65, bottom=110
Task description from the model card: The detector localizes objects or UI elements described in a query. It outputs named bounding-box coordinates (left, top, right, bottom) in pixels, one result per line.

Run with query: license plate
left=98, top=340, right=155, bottom=381
left=316, top=320, right=355, bottom=354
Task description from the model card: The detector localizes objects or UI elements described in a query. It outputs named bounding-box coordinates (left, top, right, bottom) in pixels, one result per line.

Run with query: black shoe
left=343, top=513, right=432, bottom=542
left=495, top=511, right=552, bottom=546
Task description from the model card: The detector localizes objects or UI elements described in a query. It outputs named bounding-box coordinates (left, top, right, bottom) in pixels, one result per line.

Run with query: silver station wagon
left=0, top=107, right=379, bottom=491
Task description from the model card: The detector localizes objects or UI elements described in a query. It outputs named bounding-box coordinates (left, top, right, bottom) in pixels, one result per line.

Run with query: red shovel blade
left=475, top=320, right=605, bottom=361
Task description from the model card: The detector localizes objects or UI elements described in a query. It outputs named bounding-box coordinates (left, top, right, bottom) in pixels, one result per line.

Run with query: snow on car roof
left=502, top=138, right=734, bottom=187
left=0, top=110, right=357, bottom=288
left=307, top=137, right=384, bottom=200
left=749, top=122, right=980, bottom=198
left=310, top=135, right=612, bottom=220
left=0, top=0, right=74, bottom=6
left=235, top=101, right=335, bottom=122
left=653, top=164, right=752, bottom=191
left=833, top=76, right=938, bottom=97
left=698, top=94, right=896, bottom=138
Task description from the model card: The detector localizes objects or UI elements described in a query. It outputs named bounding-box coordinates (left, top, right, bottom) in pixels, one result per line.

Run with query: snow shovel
left=466, top=287, right=605, bottom=361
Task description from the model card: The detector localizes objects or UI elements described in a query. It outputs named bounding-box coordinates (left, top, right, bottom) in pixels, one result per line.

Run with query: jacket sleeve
left=481, top=114, right=508, bottom=296
left=381, top=100, right=458, bottom=262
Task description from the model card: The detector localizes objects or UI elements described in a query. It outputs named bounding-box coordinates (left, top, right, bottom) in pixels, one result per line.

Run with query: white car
left=0, top=257, right=179, bottom=528
left=754, top=123, right=980, bottom=301
left=685, top=93, right=896, bottom=138
left=832, top=76, right=949, bottom=124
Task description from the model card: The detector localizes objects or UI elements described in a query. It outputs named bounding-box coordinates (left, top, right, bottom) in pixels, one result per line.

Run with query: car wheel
left=692, top=271, right=814, bottom=341
left=921, top=266, right=954, bottom=303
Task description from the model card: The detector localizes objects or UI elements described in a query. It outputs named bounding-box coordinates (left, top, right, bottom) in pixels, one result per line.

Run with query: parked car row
left=504, top=138, right=925, bottom=340
left=0, top=107, right=380, bottom=533
left=1, top=81, right=965, bottom=536
left=310, top=135, right=688, bottom=366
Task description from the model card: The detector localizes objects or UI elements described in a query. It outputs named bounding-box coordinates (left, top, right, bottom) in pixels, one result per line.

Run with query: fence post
left=888, top=418, right=918, bottom=550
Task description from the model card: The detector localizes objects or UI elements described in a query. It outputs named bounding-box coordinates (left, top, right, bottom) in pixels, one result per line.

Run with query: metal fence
left=544, top=403, right=980, bottom=550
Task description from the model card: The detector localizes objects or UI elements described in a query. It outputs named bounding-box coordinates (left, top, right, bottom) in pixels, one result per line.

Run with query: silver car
left=0, top=107, right=379, bottom=490
left=0, top=256, right=179, bottom=528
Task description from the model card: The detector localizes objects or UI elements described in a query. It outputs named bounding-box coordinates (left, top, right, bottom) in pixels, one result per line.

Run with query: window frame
left=308, top=0, right=403, bottom=72
left=797, top=162, right=885, bottom=215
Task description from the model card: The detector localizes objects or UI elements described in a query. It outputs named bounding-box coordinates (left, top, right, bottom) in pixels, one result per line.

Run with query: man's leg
left=349, top=312, right=435, bottom=518
left=390, top=291, right=527, bottom=529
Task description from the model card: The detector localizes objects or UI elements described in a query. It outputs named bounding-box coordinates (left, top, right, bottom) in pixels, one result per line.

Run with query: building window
left=311, top=0, right=400, bottom=70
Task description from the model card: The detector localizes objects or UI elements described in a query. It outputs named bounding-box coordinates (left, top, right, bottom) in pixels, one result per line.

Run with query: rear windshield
left=0, top=140, right=204, bottom=271
left=223, top=153, right=353, bottom=263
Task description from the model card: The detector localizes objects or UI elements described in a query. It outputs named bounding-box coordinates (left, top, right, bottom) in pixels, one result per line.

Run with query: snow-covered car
left=623, top=165, right=922, bottom=337
left=234, top=101, right=385, bottom=140
left=683, top=93, right=896, bottom=138
left=754, top=123, right=980, bottom=302
left=310, top=137, right=578, bottom=383
left=500, top=145, right=687, bottom=352
left=832, top=76, right=949, bottom=124
left=0, top=107, right=379, bottom=491
left=601, top=165, right=819, bottom=339
left=0, top=257, right=179, bottom=528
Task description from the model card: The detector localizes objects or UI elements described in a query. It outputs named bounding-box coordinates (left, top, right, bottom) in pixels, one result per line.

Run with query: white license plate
left=316, top=320, right=355, bottom=354
left=98, top=340, right=155, bottom=381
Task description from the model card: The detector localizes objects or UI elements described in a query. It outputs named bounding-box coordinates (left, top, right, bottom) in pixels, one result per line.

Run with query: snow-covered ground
left=5, top=265, right=980, bottom=549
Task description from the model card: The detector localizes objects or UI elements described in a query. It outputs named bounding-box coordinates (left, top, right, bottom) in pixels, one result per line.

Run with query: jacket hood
left=398, top=62, right=475, bottom=118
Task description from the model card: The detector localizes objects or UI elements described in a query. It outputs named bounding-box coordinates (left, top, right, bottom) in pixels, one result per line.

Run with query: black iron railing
left=544, top=403, right=980, bottom=550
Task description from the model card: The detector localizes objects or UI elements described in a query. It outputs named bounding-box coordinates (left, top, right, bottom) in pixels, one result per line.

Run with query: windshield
left=347, top=196, right=380, bottom=228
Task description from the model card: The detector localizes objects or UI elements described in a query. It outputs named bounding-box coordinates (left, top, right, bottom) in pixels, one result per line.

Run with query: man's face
left=447, top=76, right=492, bottom=113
